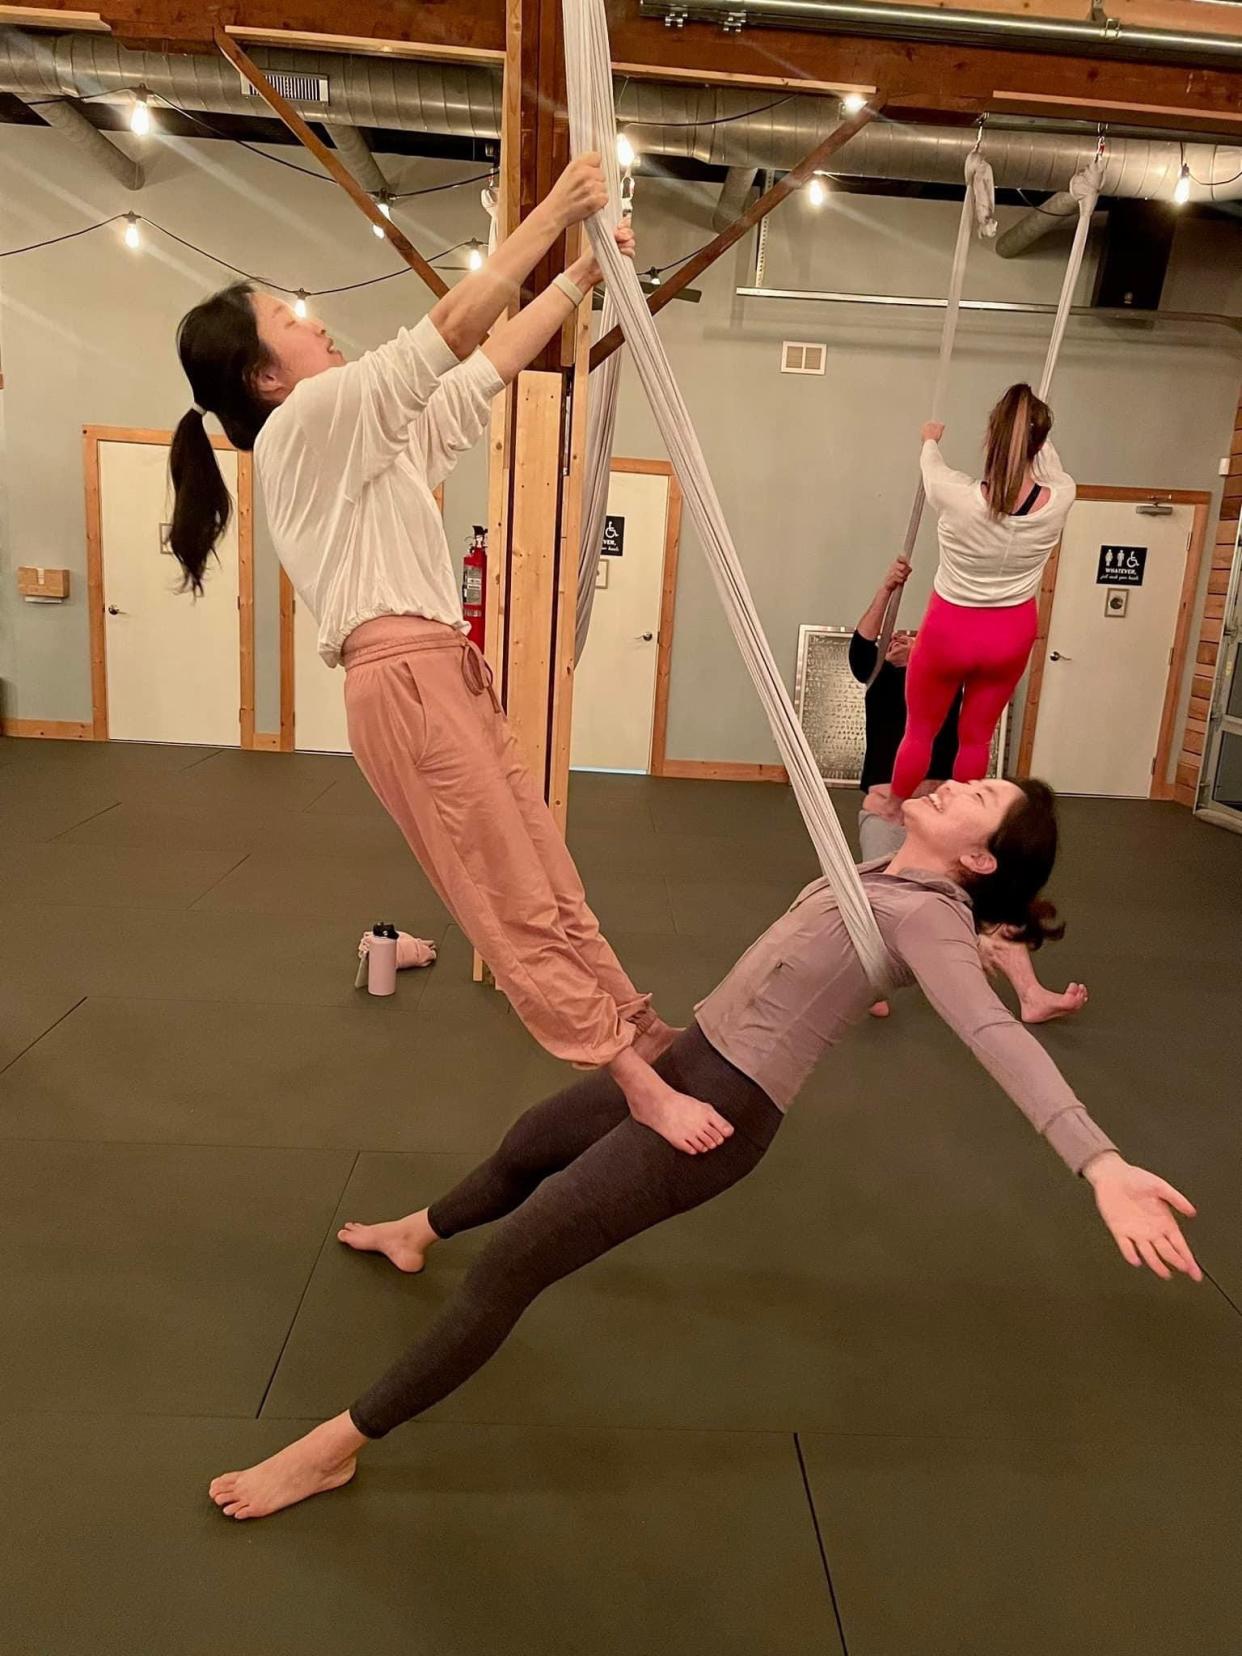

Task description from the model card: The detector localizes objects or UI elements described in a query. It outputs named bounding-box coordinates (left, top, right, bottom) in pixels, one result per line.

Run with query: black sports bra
left=1012, top=482, right=1043, bottom=517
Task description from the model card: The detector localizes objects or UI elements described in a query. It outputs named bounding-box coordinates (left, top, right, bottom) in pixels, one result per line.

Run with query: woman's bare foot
left=869, top=1000, right=891, bottom=1018
left=627, top=1082, right=733, bottom=1155
left=337, top=1208, right=438, bottom=1273
left=209, top=1413, right=366, bottom=1521
left=1020, top=982, right=1089, bottom=1025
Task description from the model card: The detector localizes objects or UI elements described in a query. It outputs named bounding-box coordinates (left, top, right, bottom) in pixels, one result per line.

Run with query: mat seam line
left=794, top=1430, right=851, bottom=1655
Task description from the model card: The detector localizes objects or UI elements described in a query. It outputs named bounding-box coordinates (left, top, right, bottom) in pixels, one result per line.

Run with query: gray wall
left=2, top=125, right=1239, bottom=772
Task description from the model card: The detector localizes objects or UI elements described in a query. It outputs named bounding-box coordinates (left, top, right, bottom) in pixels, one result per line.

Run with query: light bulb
left=841, top=92, right=867, bottom=116
left=130, top=89, right=152, bottom=136
left=616, top=132, right=636, bottom=170
left=644, top=267, right=661, bottom=287
left=806, top=174, right=828, bottom=207
left=123, top=214, right=141, bottom=250
left=373, top=197, right=392, bottom=236
left=467, top=242, right=484, bottom=272
left=1174, top=163, right=1191, bottom=205
left=294, top=291, right=308, bottom=320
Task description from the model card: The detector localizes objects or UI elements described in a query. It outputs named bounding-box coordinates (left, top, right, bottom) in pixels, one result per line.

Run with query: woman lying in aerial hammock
left=209, top=775, right=1199, bottom=1521
left=886, top=384, right=1076, bottom=807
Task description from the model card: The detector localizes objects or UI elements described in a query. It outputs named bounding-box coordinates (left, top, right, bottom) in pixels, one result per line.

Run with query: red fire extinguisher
left=461, top=525, right=487, bottom=652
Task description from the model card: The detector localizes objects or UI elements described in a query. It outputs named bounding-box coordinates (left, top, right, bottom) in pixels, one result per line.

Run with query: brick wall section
left=1175, top=386, right=1242, bottom=805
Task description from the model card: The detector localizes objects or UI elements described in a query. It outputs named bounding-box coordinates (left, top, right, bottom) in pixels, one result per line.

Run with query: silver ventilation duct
left=29, top=97, right=144, bottom=190
left=2, top=27, right=1240, bottom=206
left=330, top=124, right=391, bottom=196
left=712, top=166, right=758, bottom=229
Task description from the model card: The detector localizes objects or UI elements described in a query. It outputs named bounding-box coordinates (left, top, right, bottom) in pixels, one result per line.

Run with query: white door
left=1029, top=499, right=1192, bottom=796
left=571, top=467, right=670, bottom=773
left=101, top=440, right=241, bottom=746
left=293, top=586, right=351, bottom=753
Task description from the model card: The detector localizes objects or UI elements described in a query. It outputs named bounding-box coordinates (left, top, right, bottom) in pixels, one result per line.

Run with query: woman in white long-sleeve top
left=167, top=157, right=732, bottom=1159
left=889, top=383, right=1076, bottom=803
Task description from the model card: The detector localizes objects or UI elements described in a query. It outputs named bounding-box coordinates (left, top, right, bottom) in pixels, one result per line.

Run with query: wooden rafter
left=3, top=0, right=1239, bottom=130
left=213, top=26, right=450, bottom=298
left=589, top=99, right=882, bottom=372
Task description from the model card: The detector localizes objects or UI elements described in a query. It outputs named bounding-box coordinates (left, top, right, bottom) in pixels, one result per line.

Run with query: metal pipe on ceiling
left=330, top=124, right=391, bottom=196
left=31, top=96, right=145, bottom=189
left=640, top=0, right=1242, bottom=69
left=735, top=284, right=1242, bottom=331
left=1, top=27, right=1240, bottom=204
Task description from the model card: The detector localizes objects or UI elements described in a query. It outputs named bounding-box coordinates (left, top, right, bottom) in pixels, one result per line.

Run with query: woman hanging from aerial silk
left=167, top=157, right=733, bottom=1158
left=207, top=775, right=1200, bottom=1521
left=887, top=384, right=1076, bottom=806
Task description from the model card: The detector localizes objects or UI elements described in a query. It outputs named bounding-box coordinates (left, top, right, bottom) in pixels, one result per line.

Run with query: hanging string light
left=806, top=174, right=828, bottom=207
left=293, top=289, right=309, bottom=318
left=372, top=195, right=393, bottom=238
left=123, top=213, right=141, bottom=250
left=466, top=240, right=485, bottom=271
left=129, top=88, right=153, bottom=136
left=616, top=131, right=637, bottom=171
left=1174, top=162, right=1191, bottom=205
left=840, top=93, right=867, bottom=117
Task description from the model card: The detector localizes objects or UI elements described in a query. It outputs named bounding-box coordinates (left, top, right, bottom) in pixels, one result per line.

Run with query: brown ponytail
left=981, top=383, right=1053, bottom=520
left=170, top=283, right=276, bottom=595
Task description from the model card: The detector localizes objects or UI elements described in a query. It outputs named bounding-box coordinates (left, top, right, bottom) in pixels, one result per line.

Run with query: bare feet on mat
left=633, top=1014, right=684, bottom=1063
left=337, top=1209, right=438, bottom=1274
left=868, top=1000, right=891, bottom=1018
left=627, top=1080, right=734, bottom=1155
left=209, top=1414, right=365, bottom=1521
left=1020, top=982, right=1089, bottom=1024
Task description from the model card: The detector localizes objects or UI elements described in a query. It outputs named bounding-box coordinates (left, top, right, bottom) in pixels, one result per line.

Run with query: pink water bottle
left=367, top=922, right=398, bottom=997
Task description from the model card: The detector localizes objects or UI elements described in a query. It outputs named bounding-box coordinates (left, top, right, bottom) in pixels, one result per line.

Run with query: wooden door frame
left=1015, top=483, right=1211, bottom=800
left=83, top=425, right=256, bottom=746
left=586, top=456, right=684, bottom=778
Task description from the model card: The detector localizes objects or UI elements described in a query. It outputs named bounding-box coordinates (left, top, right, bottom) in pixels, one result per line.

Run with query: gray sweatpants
left=858, top=808, right=907, bottom=863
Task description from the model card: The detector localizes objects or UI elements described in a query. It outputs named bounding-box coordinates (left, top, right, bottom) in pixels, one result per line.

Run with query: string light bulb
left=130, top=88, right=152, bottom=136
left=293, top=290, right=309, bottom=319
left=466, top=241, right=485, bottom=272
left=616, top=132, right=637, bottom=170
left=643, top=266, right=661, bottom=287
left=372, top=197, right=392, bottom=238
left=1173, top=163, right=1191, bottom=205
left=806, top=174, right=828, bottom=207
left=840, top=92, right=867, bottom=116
left=123, top=213, right=141, bottom=250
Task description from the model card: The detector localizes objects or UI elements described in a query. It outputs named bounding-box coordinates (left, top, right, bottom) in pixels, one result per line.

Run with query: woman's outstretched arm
left=895, top=905, right=1201, bottom=1281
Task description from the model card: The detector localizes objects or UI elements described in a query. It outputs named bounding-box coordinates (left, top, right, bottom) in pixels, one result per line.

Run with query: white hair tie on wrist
left=191, top=403, right=206, bottom=417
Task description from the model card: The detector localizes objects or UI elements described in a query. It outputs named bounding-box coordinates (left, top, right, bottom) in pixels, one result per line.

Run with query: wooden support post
left=590, top=100, right=882, bottom=371
left=213, top=27, right=449, bottom=298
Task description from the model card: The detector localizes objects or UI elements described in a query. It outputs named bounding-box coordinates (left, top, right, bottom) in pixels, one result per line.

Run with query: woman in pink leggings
left=889, top=384, right=1076, bottom=802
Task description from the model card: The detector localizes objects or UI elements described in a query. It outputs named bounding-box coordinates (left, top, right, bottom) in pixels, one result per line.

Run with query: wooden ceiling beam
left=214, top=26, right=449, bottom=296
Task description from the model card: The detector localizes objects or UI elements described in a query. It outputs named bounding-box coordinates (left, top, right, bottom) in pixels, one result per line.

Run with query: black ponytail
left=962, top=778, right=1066, bottom=950
left=170, top=282, right=275, bottom=595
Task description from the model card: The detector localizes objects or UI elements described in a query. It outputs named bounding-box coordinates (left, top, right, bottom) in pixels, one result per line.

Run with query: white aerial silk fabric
left=562, top=0, right=894, bottom=989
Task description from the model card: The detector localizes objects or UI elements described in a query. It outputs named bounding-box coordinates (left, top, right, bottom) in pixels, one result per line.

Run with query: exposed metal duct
left=330, top=124, right=391, bottom=196
left=1, top=28, right=1240, bottom=206
left=0, top=28, right=502, bottom=136
left=640, top=0, right=1242, bottom=70
left=31, top=97, right=144, bottom=190
left=996, top=191, right=1079, bottom=258
left=712, top=166, right=757, bottom=230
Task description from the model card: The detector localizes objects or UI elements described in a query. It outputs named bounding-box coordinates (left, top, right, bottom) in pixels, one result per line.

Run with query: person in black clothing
left=851, top=561, right=1088, bottom=1026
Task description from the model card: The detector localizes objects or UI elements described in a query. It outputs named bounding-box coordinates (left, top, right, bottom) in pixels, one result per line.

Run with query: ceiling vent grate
left=240, top=71, right=330, bottom=105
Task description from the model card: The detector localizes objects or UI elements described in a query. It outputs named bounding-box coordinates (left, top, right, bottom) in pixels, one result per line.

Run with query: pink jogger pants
left=343, top=616, right=651, bottom=1067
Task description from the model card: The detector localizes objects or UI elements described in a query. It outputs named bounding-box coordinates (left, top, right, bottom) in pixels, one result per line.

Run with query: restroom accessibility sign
left=1097, top=545, right=1147, bottom=586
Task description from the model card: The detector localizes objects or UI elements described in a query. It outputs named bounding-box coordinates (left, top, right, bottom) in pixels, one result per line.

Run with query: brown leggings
left=349, top=1025, right=782, bottom=1439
